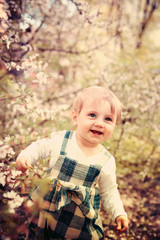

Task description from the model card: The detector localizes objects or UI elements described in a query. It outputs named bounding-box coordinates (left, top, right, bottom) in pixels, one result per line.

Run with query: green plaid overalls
left=28, top=131, right=111, bottom=240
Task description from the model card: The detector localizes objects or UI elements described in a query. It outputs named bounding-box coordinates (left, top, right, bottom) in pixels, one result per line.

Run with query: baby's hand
left=115, top=215, right=129, bottom=231
left=16, top=156, right=32, bottom=172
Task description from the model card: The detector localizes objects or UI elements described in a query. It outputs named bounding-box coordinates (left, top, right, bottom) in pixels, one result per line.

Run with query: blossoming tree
left=0, top=0, right=160, bottom=239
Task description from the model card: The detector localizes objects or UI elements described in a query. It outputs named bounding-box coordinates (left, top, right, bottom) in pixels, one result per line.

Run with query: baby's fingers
left=116, top=215, right=129, bottom=232
left=117, top=224, right=128, bottom=232
left=16, top=157, right=32, bottom=172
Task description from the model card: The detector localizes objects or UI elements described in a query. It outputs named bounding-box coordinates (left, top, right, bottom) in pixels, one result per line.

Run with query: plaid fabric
left=28, top=131, right=111, bottom=240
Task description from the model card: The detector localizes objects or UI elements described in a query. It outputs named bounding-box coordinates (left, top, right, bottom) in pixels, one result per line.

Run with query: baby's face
left=72, top=99, right=117, bottom=148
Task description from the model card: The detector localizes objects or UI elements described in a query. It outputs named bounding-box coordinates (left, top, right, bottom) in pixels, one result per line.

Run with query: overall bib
left=28, top=131, right=111, bottom=240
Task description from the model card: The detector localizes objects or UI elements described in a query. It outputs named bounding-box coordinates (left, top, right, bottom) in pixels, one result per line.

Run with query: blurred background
left=0, top=0, right=160, bottom=239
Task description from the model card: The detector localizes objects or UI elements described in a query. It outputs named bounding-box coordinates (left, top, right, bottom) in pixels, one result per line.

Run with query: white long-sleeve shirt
left=18, top=130, right=127, bottom=220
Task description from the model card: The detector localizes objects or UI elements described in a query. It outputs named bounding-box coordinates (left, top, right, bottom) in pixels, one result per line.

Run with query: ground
left=102, top=173, right=160, bottom=240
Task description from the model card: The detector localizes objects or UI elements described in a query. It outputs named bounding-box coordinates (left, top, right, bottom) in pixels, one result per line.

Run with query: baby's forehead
left=83, top=97, right=109, bottom=106
left=82, top=97, right=118, bottom=115
left=82, top=98, right=111, bottom=112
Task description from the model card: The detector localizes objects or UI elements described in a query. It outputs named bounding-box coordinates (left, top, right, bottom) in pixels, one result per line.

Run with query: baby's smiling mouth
left=91, top=130, right=103, bottom=135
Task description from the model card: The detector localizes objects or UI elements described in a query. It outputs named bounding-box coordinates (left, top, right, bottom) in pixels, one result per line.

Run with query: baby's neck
left=76, top=138, right=103, bottom=157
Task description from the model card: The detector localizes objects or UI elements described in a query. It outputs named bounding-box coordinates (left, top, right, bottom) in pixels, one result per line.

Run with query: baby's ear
left=72, top=110, right=78, bottom=126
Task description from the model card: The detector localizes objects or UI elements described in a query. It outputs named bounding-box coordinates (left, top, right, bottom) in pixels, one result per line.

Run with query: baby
left=16, top=86, right=129, bottom=239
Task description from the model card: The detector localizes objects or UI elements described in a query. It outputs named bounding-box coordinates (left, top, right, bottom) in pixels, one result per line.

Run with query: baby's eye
left=90, top=113, right=95, bottom=118
left=105, top=117, right=112, bottom=122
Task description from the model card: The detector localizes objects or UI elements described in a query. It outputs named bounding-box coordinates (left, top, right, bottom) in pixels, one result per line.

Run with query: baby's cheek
left=106, top=127, right=114, bottom=136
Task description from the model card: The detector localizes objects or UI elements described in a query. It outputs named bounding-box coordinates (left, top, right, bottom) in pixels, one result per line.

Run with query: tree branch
left=38, top=35, right=116, bottom=55
left=0, top=95, right=24, bottom=101
left=137, top=0, right=159, bottom=47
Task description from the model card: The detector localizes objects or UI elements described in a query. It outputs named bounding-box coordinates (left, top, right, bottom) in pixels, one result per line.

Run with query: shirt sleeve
left=99, top=155, right=127, bottom=220
left=18, top=138, right=53, bottom=165
left=18, top=131, right=65, bottom=166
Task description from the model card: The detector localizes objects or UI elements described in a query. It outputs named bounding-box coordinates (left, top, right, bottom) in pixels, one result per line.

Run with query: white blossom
left=26, top=199, right=33, bottom=208
left=6, top=40, right=11, bottom=49
left=0, top=173, right=6, bottom=186
left=36, top=72, right=48, bottom=84
left=10, top=169, right=22, bottom=179
left=7, top=176, right=11, bottom=182
left=8, top=206, right=16, bottom=214
left=8, top=195, right=24, bottom=210
left=0, top=145, right=8, bottom=158
left=3, top=190, right=17, bottom=199
left=4, top=136, right=11, bottom=143
left=0, top=162, right=5, bottom=168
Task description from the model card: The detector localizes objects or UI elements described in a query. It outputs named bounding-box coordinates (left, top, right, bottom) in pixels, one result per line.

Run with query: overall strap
left=60, top=130, right=73, bottom=156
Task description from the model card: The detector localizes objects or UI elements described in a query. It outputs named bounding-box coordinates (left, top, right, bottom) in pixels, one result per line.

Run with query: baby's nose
left=94, top=119, right=104, bottom=127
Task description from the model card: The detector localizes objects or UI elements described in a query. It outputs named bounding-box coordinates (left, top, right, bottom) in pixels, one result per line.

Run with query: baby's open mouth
left=91, top=130, right=103, bottom=135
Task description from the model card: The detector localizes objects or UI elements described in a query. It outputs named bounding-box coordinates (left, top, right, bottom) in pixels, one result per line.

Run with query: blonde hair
left=72, top=86, right=122, bottom=124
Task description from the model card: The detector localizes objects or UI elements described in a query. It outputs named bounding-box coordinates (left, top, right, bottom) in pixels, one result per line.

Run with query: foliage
left=0, top=0, right=160, bottom=239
